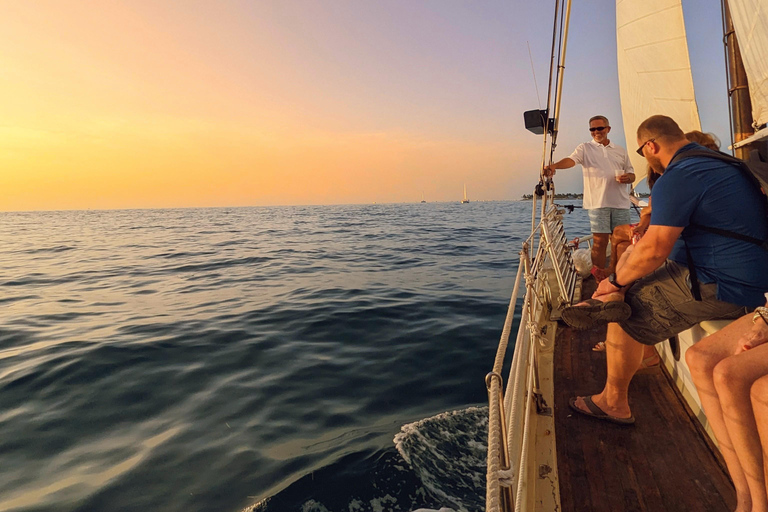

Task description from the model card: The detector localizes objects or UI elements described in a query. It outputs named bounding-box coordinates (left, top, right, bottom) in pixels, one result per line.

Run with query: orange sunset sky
left=1, top=1, right=729, bottom=211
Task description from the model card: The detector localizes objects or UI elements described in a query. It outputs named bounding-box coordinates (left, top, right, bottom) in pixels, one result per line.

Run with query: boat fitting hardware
left=534, top=392, right=552, bottom=416
left=485, top=371, right=504, bottom=390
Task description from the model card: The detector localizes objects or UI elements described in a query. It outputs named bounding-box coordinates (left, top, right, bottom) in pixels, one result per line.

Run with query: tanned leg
left=573, top=322, right=642, bottom=419
left=591, top=233, right=610, bottom=270
left=751, top=375, right=768, bottom=508
left=609, top=225, right=632, bottom=274
left=687, top=315, right=767, bottom=512
left=715, top=346, right=768, bottom=512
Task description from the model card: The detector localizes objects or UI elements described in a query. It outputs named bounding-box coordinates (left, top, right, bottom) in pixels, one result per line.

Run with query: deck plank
left=553, top=323, right=736, bottom=512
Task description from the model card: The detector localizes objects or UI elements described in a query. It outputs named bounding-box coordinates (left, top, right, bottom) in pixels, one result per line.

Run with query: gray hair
left=589, top=115, right=610, bottom=126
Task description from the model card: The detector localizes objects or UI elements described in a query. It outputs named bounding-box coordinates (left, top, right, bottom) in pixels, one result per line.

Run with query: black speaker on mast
left=523, top=109, right=553, bottom=135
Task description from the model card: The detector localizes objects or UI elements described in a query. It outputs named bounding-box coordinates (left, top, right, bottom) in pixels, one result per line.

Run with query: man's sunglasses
left=636, top=138, right=655, bottom=156
left=589, top=126, right=608, bottom=132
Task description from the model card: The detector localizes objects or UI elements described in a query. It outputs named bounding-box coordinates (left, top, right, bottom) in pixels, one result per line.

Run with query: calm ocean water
left=0, top=201, right=590, bottom=512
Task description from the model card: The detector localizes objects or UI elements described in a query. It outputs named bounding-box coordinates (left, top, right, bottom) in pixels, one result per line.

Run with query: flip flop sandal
left=561, top=299, right=631, bottom=330
left=568, top=395, right=635, bottom=425
left=592, top=341, right=606, bottom=352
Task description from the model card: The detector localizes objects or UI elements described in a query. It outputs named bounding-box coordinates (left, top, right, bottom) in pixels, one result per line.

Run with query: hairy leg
left=573, top=322, right=643, bottom=419
left=609, top=225, right=632, bottom=274
left=591, top=233, right=610, bottom=270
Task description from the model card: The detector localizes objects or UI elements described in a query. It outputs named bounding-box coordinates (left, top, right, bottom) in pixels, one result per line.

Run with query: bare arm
left=633, top=202, right=652, bottom=236
left=616, top=225, right=682, bottom=282
left=543, top=157, right=576, bottom=177
left=593, top=224, right=683, bottom=300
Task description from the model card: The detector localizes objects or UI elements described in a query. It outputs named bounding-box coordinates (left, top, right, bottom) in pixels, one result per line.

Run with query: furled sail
left=729, top=0, right=768, bottom=129
left=616, top=0, right=701, bottom=183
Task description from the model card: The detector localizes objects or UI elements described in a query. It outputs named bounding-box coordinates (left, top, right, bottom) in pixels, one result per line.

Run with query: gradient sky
left=1, top=0, right=730, bottom=211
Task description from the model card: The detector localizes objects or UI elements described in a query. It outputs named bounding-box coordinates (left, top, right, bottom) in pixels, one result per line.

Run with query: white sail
left=729, top=0, right=768, bottom=129
left=616, top=0, right=701, bottom=183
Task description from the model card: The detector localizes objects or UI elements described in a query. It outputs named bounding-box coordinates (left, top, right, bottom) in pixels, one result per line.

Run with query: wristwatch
left=608, top=273, right=626, bottom=289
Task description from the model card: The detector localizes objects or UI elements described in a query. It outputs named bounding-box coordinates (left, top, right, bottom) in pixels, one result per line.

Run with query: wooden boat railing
left=486, top=204, right=580, bottom=512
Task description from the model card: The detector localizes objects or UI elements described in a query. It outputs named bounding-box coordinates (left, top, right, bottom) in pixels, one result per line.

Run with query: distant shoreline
left=520, top=193, right=649, bottom=200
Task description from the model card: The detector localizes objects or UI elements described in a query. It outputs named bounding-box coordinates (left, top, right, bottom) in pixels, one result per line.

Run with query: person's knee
left=685, top=341, right=722, bottom=377
left=713, top=357, right=749, bottom=395
left=612, top=225, right=631, bottom=241
left=592, top=235, right=608, bottom=248
left=686, top=343, right=710, bottom=375
left=750, top=376, right=768, bottom=409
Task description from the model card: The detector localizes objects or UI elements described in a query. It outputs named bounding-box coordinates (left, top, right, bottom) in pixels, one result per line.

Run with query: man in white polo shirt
left=544, top=115, right=635, bottom=271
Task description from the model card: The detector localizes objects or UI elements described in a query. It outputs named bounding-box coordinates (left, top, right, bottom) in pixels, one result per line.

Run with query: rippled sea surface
left=0, top=202, right=590, bottom=512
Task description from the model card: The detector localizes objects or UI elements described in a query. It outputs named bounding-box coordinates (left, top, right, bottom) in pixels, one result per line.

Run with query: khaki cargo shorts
left=619, top=260, right=748, bottom=345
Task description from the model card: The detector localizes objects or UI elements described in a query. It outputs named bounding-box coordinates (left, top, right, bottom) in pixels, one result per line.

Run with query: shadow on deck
left=553, top=322, right=736, bottom=512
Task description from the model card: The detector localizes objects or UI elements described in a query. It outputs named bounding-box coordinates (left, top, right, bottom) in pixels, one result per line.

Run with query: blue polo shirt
left=651, top=143, right=768, bottom=307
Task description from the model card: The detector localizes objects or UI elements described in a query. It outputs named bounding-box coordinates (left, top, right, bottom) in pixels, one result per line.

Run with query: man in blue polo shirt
left=563, top=114, right=768, bottom=425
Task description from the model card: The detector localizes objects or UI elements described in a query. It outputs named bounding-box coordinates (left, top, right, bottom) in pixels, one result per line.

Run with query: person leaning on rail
left=686, top=301, right=768, bottom=512
left=543, top=115, right=635, bottom=273
left=559, top=114, right=768, bottom=426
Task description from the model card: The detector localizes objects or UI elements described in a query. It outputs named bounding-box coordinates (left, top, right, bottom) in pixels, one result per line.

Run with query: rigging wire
left=527, top=41, right=542, bottom=109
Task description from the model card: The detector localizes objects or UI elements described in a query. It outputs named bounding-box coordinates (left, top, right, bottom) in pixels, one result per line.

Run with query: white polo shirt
left=569, top=139, right=634, bottom=210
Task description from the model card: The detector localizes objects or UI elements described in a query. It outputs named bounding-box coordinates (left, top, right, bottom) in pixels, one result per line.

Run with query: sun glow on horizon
left=0, top=1, right=560, bottom=212
left=0, top=1, right=728, bottom=212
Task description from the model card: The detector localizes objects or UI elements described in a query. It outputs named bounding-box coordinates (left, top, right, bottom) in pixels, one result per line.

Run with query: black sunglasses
left=636, top=138, right=656, bottom=156
left=589, top=126, right=608, bottom=132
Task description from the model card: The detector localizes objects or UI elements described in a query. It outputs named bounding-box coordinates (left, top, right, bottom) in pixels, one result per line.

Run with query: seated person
left=593, top=131, right=720, bottom=353
left=561, top=115, right=768, bottom=425
left=687, top=303, right=768, bottom=512
left=614, top=131, right=718, bottom=265
left=613, top=131, right=718, bottom=268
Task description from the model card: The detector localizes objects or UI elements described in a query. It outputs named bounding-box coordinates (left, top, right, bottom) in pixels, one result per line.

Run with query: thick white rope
left=487, top=198, right=574, bottom=512
left=486, top=258, right=526, bottom=512
left=486, top=373, right=503, bottom=512
left=515, top=327, right=539, bottom=511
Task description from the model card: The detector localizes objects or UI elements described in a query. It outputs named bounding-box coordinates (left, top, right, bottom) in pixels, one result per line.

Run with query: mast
left=551, top=0, right=573, bottom=142
left=722, top=0, right=755, bottom=160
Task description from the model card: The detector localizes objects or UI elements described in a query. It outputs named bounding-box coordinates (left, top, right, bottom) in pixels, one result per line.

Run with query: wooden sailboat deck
left=553, top=323, right=736, bottom=512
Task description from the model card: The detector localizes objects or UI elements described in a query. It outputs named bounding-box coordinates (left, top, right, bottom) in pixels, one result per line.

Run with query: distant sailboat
left=421, top=192, right=426, bottom=203
left=461, top=184, right=469, bottom=203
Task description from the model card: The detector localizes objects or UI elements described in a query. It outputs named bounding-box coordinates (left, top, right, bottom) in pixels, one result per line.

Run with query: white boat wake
left=394, top=407, right=488, bottom=512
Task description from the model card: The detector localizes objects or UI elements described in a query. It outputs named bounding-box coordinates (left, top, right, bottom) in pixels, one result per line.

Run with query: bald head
left=636, top=115, right=690, bottom=173
left=637, top=115, right=687, bottom=146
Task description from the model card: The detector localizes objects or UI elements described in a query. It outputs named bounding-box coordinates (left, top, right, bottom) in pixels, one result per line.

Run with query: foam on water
left=394, top=408, right=488, bottom=512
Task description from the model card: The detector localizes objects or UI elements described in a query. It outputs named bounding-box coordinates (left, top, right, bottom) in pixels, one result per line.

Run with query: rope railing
left=486, top=204, right=578, bottom=512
